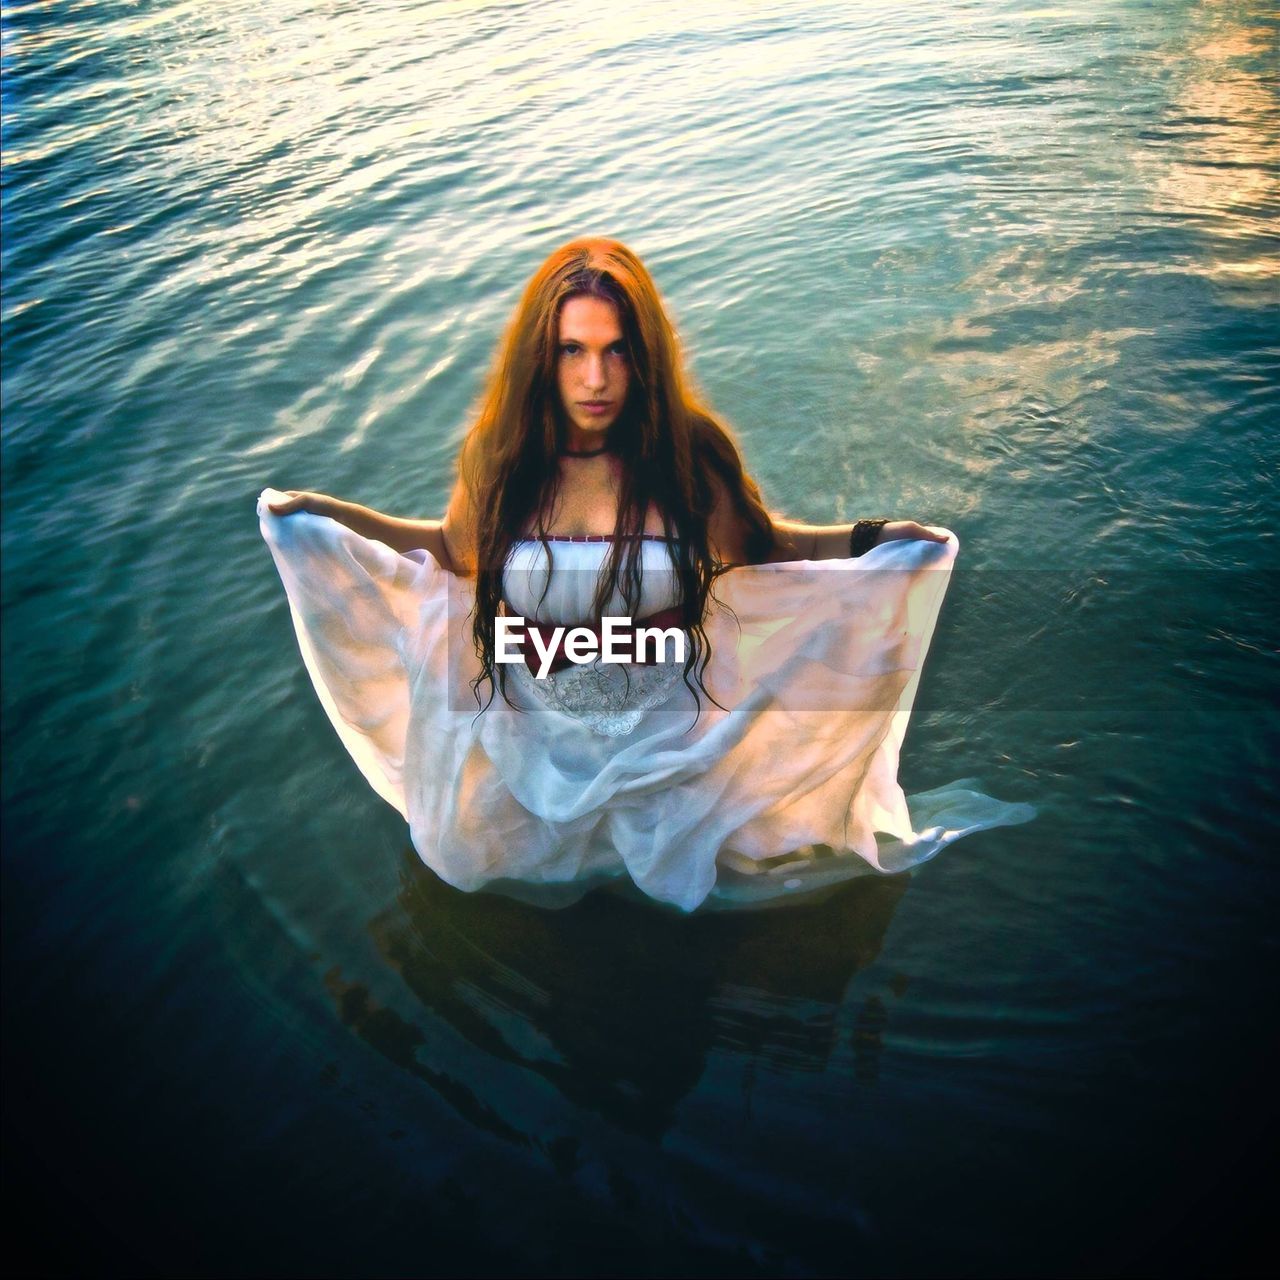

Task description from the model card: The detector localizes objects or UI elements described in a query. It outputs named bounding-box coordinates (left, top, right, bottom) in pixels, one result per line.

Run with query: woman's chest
left=537, top=460, right=665, bottom=537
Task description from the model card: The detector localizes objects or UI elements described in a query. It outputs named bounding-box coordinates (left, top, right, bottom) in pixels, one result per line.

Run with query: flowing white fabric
left=257, top=490, right=1034, bottom=911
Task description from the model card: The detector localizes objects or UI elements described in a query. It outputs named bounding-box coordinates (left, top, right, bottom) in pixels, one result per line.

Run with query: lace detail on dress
left=509, top=655, right=686, bottom=737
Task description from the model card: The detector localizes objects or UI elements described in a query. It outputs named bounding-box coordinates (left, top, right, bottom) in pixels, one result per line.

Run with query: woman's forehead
left=558, top=294, right=623, bottom=337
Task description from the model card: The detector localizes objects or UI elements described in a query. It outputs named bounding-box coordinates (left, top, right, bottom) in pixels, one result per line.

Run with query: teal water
left=3, top=0, right=1277, bottom=1274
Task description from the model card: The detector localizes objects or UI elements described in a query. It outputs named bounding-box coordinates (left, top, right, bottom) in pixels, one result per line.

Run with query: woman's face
left=556, top=294, right=630, bottom=444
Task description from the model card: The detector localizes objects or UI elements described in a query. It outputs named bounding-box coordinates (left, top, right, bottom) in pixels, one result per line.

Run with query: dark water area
left=3, top=0, right=1278, bottom=1275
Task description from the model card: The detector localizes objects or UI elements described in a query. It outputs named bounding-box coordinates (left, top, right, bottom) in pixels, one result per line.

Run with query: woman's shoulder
left=688, top=412, right=734, bottom=469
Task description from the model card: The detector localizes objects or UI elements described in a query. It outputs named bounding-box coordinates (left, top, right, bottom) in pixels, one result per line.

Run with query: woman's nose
left=583, top=354, right=606, bottom=390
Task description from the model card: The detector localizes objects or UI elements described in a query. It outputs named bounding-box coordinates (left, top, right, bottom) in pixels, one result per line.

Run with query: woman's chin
left=566, top=421, right=616, bottom=445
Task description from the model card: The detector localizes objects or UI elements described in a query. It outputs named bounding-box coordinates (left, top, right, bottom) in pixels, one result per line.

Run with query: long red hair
left=457, top=237, right=775, bottom=709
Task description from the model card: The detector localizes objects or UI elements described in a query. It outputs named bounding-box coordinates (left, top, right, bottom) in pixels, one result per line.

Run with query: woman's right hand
left=266, top=490, right=335, bottom=517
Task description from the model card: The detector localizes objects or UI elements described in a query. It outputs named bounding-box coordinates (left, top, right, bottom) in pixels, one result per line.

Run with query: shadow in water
left=325, top=850, right=909, bottom=1143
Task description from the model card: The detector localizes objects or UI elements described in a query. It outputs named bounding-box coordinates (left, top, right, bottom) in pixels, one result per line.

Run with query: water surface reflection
left=328, top=854, right=907, bottom=1143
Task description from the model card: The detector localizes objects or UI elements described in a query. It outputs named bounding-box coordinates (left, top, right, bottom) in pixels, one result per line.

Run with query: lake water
left=2, top=0, right=1277, bottom=1274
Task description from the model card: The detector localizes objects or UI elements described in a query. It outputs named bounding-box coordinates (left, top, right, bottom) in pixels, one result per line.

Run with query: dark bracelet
left=849, top=518, right=889, bottom=557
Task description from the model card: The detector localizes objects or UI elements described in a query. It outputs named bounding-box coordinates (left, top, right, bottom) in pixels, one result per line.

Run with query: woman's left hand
left=876, top=520, right=949, bottom=546
left=266, top=490, right=336, bottom=517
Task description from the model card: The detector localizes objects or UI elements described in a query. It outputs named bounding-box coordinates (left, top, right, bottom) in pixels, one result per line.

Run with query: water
left=2, top=0, right=1277, bottom=1273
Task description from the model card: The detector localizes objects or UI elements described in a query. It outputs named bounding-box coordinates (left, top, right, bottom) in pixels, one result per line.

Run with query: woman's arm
left=265, top=489, right=468, bottom=572
left=705, top=475, right=945, bottom=565
left=768, top=517, right=947, bottom=562
left=762, top=517, right=947, bottom=563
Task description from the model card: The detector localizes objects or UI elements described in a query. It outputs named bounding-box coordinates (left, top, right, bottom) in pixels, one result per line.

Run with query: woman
left=259, top=238, right=1031, bottom=911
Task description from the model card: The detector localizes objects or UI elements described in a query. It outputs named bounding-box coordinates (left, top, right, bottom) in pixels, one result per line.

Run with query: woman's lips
left=579, top=401, right=613, bottom=414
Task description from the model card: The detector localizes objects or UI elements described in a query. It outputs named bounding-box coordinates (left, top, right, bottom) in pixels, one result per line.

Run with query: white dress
left=257, top=490, right=1034, bottom=912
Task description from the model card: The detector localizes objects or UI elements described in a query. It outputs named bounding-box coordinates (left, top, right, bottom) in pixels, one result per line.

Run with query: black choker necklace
left=560, top=444, right=611, bottom=458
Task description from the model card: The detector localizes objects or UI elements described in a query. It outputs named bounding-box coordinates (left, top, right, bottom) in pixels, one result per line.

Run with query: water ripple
left=3, top=0, right=1278, bottom=1271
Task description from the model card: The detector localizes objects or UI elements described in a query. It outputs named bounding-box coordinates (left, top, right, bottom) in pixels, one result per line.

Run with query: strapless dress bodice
left=502, top=536, right=681, bottom=625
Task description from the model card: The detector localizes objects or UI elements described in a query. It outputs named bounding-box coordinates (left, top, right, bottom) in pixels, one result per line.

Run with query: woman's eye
left=558, top=341, right=625, bottom=357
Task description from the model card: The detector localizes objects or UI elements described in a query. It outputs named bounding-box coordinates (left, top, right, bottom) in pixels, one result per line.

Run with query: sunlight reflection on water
left=3, top=0, right=1277, bottom=1273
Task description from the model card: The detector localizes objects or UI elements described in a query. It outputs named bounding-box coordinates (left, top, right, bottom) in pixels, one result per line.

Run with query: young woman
left=259, top=238, right=1031, bottom=911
